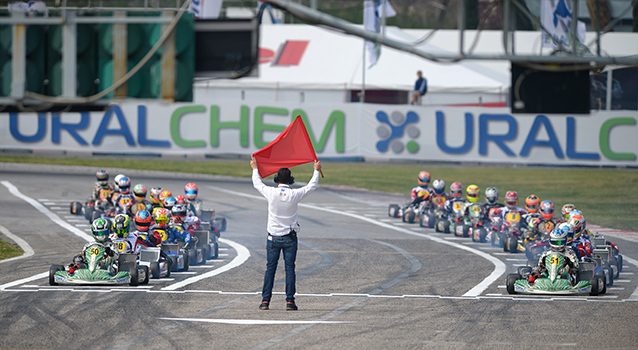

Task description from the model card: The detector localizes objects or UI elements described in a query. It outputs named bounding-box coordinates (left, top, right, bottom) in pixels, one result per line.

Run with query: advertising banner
left=0, top=101, right=636, bottom=167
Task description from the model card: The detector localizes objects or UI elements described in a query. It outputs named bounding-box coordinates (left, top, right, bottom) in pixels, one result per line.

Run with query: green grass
left=1, top=156, right=637, bottom=231
left=0, top=238, right=22, bottom=260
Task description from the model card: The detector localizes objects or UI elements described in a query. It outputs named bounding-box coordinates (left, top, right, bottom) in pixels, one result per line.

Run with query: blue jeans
left=261, top=234, right=298, bottom=303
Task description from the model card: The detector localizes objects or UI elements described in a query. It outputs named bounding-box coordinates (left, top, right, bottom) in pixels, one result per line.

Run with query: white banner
left=0, top=101, right=636, bottom=167
left=540, top=0, right=586, bottom=50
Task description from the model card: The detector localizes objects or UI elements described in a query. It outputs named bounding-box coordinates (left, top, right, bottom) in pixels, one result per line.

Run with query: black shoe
left=259, top=301, right=269, bottom=310
left=286, top=302, right=298, bottom=311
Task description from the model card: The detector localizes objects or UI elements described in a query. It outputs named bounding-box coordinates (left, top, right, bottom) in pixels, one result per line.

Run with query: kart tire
left=419, top=214, right=427, bottom=228
left=140, top=265, right=150, bottom=285
left=151, top=262, right=161, bottom=279
left=506, top=273, right=520, bottom=295
left=604, top=267, right=614, bottom=287
left=91, top=210, right=101, bottom=222
left=182, top=254, right=190, bottom=272
left=70, top=201, right=82, bottom=215
left=508, top=237, right=518, bottom=253
left=434, top=219, right=441, bottom=233
left=617, top=255, right=623, bottom=272
left=594, top=272, right=607, bottom=294
left=442, top=221, right=450, bottom=234
left=84, top=205, right=94, bottom=221
left=490, top=231, right=497, bottom=247
left=478, top=229, right=488, bottom=243
left=129, top=268, right=139, bottom=286
left=461, top=225, right=470, bottom=238
left=388, top=204, right=400, bottom=218
left=590, top=278, right=599, bottom=296
left=427, top=215, right=436, bottom=228
left=212, top=242, right=219, bottom=259
left=188, top=248, right=197, bottom=265
left=216, top=217, right=227, bottom=232
left=405, top=211, right=416, bottom=224
left=49, top=264, right=64, bottom=286
left=169, top=256, right=178, bottom=272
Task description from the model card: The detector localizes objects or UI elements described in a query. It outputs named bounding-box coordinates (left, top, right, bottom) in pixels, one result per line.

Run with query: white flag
left=540, top=0, right=586, bottom=50
left=364, top=0, right=396, bottom=68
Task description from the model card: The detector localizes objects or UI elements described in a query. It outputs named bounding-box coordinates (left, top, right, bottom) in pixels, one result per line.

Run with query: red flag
left=252, top=115, right=318, bottom=178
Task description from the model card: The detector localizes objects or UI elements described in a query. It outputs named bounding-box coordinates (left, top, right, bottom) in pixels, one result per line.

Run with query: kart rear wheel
left=151, top=262, right=161, bottom=279
left=462, top=225, right=470, bottom=238
left=140, top=265, right=150, bottom=285
left=169, top=256, right=178, bottom=272
left=604, top=267, right=614, bottom=287
left=188, top=248, right=197, bottom=265
left=589, top=278, right=599, bottom=296
left=84, top=205, right=94, bottom=221
left=405, top=211, right=416, bottom=224
left=594, top=272, right=607, bottom=294
left=478, top=229, right=488, bottom=243
left=442, top=221, right=450, bottom=234
left=617, top=255, right=623, bottom=272
left=427, top=214, right=435, bottom=228
left=49, top=265, right=64, bottom=286
left=506, top=273, right=520, bottom=295
left=388, top=204, right=400, bottom=218
left=129, top=268, right=139, bottom=286
left=508, top=237, right=518, bottom=253
left=70, top=201, right=82, bottom=215
left=182, top=254, right=190, bottom=272
left=212, top=242, right=219, bottom=259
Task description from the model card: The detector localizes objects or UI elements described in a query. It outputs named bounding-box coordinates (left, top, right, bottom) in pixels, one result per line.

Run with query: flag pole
left=361, top=40, right=366, bottom=103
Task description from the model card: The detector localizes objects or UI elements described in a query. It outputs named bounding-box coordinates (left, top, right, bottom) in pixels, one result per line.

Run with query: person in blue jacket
left=410, top=70, right=428, bottom=105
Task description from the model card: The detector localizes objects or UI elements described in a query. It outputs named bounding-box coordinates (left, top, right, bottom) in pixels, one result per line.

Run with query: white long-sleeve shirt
left=252, top=168, right=320, bottom=236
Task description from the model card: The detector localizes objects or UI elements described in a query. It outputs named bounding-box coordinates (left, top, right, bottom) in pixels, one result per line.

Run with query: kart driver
left=70, top=218, right=119, bottom=274
left=152, top=208, right=194, bottom=253
left=184, top=182, right=203, bottom=217
left=529, top=223, right=579, bottom=284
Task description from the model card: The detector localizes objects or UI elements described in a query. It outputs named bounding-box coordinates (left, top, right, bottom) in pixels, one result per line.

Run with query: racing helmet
left=162, top=196, right=177, bottom=211
left=561, top=204, right=575, bottom=220
left=133, top=184, right=147, bottom=201
left=539, top=200, right=554, bottom=220
left=557, top=222, right=575, bottom=245
left=171, top=204, right=187, bottom=223
left=568, top=211, right=585, bottom=239
left=117, top=176, right=131, bottom=195
left=432, top=179, right=445, bottom=195
left=113, top=214, right=130, bottom=238
left=466, top=184, right=479, bottom=203
left=175, top=195, right=186, bottom=205
left=96, top=169, right=109, bottom=187
left=485, top=187, right=499, bottom=204
left=450, top=182, right=463, bottom=199
left=134, top=209, right=152, bottom=232
left=505, top=191, right=518, bottom=209
left=159, top=190, right=173, bottom=205
left=418, top=171, right=431, bottom=187
left=154, top=208, right=170, bottom=226
left=525, top=194, right=540, bottom=213
left=185, top=183, right=198, bottom=200
left=91, top=218, right=110, bottom=243
left=149, top=187, right=162, bottom=204
left=549, top=227, right=568, bottom=251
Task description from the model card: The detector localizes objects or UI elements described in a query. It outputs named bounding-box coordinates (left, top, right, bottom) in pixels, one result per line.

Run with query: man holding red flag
left=251, top=156, right=322, bottom=311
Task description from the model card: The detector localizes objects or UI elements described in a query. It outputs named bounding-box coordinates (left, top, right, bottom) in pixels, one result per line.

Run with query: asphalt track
left=0, top=163, right=637, bottom=350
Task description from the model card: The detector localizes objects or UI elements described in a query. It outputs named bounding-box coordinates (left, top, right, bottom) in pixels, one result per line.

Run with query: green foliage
left=1, top=156, right=636, bottom=231
left=0, top=238, right=22, bottom=260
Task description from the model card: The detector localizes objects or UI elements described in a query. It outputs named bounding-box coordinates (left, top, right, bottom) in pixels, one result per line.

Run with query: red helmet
left=175, top=195, right=186, bottom=205
left=450, top=182, right=463, bottom=199
left=418, top=171, right=431, bottom=187
left=505, top=191, right=518, bottom=208
left=525, top=194, right=540, bottom=213
left=135, top=209, right=152, bottom=232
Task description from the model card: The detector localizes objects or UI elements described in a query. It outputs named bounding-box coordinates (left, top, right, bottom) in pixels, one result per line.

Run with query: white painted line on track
left=161, top=237, right=250, bottom=291
left=0, top=272, right=48, bottom=291
left=208, top=185, right=506, bottom=298
left=158, top=318, right=352, bottom=325
left=0, top=224, right=35, bottom=264
left=2, top=181, right=93, bottom=242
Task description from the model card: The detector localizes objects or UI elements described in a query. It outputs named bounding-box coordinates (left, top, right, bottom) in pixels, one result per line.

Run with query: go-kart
left=591, top=235, right=623, bottom=279
left=468, top=203, right=490, bottom=242
left=49, top=242, right=148, bottom=286
left=448, top=202, right=469, bottom=237
left=178, top=236, right=206, bottom=266
left=506, top=251, right=603, bottom=296
left=497, top=212, right=525, bottom=252
left=161, top=243, right=189, bottom=272
left=195, top=222, right=219, bottom=260
left=200, top=209, right=227, bottom=239
left=70, top=187, right=114, bottom=222
left=138, top=246, right=171, bottom=279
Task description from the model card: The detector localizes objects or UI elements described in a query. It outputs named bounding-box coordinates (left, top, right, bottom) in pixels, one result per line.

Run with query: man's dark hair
left=274, top=168, right=294, bottom=185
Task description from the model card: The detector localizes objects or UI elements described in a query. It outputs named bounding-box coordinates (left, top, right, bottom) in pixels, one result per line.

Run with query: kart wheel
left=594, top=272, right=607, bottom=294
left=49, top=265, right=64, bottom=286
left=589, top=278, right=599, bottom=296
left=188, top=249, right=197, bottom=265
left=419, top=214, right=427, bottom=228
left=427, top=214, right=436, bottom=228
left=462, top=225, right=470, bottom=238
left=84, top=205, right=94, bottom=221
left=405, top=211, right=416, bottom=224
left=604, top=267, right=614, bottom=287
left=216, top=217, right=227, bottom=232
left=388, top=204, right=400, bottom=218
left=508, top=237, right=518, bottom=253
left=151, top=262, right=161, bottom=279
left=506, top=273, right=520, bottom=295
left=212, top=242, right=219, bottom=259
left=169, top=256, right=178, bottom=272
left=617, top=255, right=623, bottom=273
left=91, top=210, right=101, bottom=222
left=203, top=246, right=210, bottom=262
left=182, top=254, right=190, bottom=272
left=129, top=268, right=139, bottom=286
left=443, top=221, right=450, bottom=234
left=70, top=201, right=82, bottom=215
left=434, top=219, right=441, bottom=233
left=478, top=229, right=488, bottom=243
left=140, top=265, right=150, bottom=285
